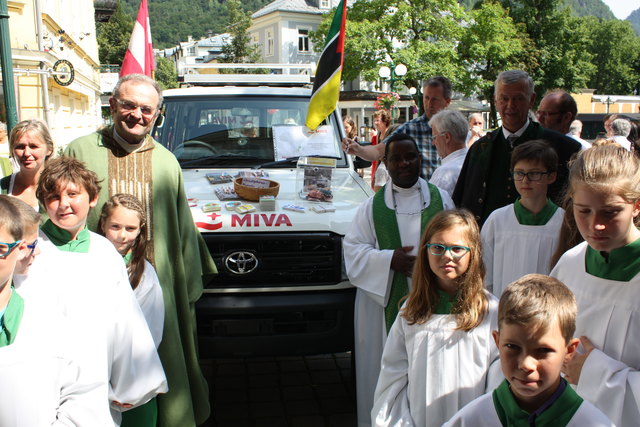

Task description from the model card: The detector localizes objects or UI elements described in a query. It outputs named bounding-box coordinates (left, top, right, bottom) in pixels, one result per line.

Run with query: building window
left=298, top=28, right=310, bottom=53
left=267, top=30, right=274, bottom=56
left=187, top=46, right=195, bottom=56
left=320, top=0, right=330, bottom=8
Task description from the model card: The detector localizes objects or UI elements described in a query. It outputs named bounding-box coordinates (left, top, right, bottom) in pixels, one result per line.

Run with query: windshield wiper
left=180, top=154, right=267, bottom=167
left=253, top=155, right=340, bottom=169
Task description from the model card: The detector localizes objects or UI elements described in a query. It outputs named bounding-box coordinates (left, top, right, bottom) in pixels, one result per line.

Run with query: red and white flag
left=120, top=0, right=154, bottom=77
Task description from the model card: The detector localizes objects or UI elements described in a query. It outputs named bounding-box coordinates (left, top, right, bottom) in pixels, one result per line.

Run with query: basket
left=233, top=177, right=280, bottom=201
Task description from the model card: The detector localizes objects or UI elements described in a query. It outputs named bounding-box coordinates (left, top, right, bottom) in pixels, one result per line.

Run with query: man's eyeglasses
left=425, top=243, right=470, bottom=258
left=536, top=110, right=562, bottom=118
left=512, top=171, right=550, bottom=181
left=0, top=240, right=22, bottom=259
left=26, top=239, right=38, bottom=256
left=114, top=99, right=156, bottom=116
left=385, top=152, right=420, bottom=164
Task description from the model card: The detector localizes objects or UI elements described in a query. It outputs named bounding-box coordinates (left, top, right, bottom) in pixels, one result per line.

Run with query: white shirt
left=430, top=147, right=468, bottom=196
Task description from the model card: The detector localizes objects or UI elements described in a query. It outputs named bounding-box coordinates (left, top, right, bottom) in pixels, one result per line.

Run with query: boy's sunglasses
left=0, top=240, right=22, bottom=259
left=425, top=243, right=470, bottom=259
left=26, top=239, right=38, bottom=256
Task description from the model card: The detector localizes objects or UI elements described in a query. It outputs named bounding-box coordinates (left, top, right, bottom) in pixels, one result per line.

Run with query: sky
left=601, top=0, right=638, bottom=20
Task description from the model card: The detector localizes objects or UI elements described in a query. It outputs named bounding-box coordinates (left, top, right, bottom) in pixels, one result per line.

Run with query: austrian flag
left=120, top=0, right=155, bottom=77
left=305, top=0, right=347, bottom=131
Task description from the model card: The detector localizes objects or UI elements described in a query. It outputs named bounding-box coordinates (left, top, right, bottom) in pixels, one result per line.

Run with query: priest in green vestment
left=65, top=74, right=217, bottom=427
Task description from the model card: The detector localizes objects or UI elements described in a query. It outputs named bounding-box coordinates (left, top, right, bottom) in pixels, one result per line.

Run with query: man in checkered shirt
left=343, top=76, right=452, bottom=180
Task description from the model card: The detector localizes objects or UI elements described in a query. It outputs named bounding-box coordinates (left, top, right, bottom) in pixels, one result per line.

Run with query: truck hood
left=185, top=168, right=373, bottom=235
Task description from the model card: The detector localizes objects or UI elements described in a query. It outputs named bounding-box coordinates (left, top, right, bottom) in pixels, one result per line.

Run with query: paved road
left=201, top=353, right=356, bottom=427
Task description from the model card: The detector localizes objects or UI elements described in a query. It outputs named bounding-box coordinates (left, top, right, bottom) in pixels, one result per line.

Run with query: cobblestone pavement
left=201, top=353, right=356, bottom=427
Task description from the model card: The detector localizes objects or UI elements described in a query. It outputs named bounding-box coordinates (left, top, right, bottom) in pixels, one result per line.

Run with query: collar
left=41, top=219, right=92, bottom=253
left=441, top=147, right=468, bottom=164
left=384, top=178, right=430, bottom=210
left=113, top=127, right=147, bottom=153
left=586, top=237, right=640, bottom=281
left=502, top=119, right=531, bottom=140
left=0, top=288, right=24, bottom=347
left=513, top=198, right=558, bottom=226
left=433, top=288, right=458, bottom=314
left=493, top=378, right=583, bottom=427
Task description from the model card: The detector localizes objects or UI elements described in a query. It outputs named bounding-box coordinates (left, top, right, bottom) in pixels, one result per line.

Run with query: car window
left=154, top=95, right=347, bottom=168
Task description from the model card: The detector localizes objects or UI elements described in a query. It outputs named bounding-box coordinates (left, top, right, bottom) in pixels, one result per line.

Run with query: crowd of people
left=344, top=69, right=640, bottom=426
left=0, top=74, right=215, bottom=427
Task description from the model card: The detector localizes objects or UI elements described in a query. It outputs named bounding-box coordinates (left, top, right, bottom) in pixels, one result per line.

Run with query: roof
left=252, top=0, right=355, bottom=19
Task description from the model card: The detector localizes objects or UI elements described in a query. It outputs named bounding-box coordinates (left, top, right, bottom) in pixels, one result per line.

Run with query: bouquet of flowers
left=374, top=92, right=400, bottom=111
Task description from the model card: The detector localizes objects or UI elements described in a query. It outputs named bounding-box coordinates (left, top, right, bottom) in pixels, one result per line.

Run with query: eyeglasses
left=512, top=171, right=550, bottom=181
left=426, top=243, right=470, bottom=258
left=536, top=110, right=562, bottom=118
left=114, top=99, right=156, bottom=116
left=386, top=152, right=420, bottom=164
left=0, top=240, right=22, bottom=259
left=26, top=239, right=38, bottom=256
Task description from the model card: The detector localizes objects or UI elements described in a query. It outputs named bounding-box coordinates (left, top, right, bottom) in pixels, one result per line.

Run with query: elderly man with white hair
left=429, top=110, right=469, bottom=196
left=610, top=118, right=632, bottom=150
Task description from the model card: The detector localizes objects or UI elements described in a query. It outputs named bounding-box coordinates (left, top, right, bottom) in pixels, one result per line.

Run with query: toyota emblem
left=224, top=251, right=259, bottom=275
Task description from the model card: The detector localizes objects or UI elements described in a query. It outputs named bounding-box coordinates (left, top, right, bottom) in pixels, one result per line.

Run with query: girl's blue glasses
left=426, top=243, right=470, bottom=259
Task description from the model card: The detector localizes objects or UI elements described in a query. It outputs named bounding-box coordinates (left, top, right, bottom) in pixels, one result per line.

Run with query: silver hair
left=112, top=74, right=163, bottom=108
left=429, top=109, right=468, bottom=146
left=468, top=112, right=483, bottom=124
left=494, top=70, right=534, bottom=97
left=569, top=120, right=582, bottom=136
left=422, top=76, right=452, bottom=100
left=611, top=118, right=631, bottom=137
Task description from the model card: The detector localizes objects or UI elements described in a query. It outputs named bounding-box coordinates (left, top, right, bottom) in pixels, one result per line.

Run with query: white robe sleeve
left=134, top=261, right=165, bottom=349
left=480, top=214, right=496, bottom=294
left=371, top=317, right=414, bottom=427
left=576, top=348, right=640, bottom=426
left=344, top=198, right=395, bottom=307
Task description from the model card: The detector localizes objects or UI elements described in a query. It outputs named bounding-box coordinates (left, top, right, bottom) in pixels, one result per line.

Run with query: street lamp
left=379, top=62, right=407, bottom=93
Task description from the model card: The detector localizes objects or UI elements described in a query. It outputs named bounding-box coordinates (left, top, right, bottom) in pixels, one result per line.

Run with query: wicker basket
left=233, top=177, right=280, bottom=201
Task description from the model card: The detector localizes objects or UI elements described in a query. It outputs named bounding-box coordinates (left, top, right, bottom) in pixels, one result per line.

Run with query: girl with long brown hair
left=372, top=210, right=499, bottom=426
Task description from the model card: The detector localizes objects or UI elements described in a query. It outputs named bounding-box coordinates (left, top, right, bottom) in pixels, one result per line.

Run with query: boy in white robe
left=344, top=134, right=454, bottom=427
left=0, top=196, right=111, bottom=426
left=445, top=274, right=612, bottom=427
left=481, top=140, right=563, bottom=296
left=26, top=157, right=168, bottom=425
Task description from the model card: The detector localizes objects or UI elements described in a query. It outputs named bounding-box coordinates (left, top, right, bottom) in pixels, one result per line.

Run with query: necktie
left=507, top=134, right=519, bottom=148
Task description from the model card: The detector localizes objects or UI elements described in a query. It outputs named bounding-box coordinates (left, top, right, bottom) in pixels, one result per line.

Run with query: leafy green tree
left=155, top=57, right=179, bottom=89
left=96, top=0, right=134, bottom=66
left=312, top=0, right=469, bottom=112
left=583, top=17, right=640, bottom=95
left=458, top=0, right=531, bottom=126
left=220, top=0, right=263, bottom=72
left=500, top=0, right=594, bottom=99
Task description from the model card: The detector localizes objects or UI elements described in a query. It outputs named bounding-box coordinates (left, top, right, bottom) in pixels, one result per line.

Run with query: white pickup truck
left=153, top=84, right=373, bottom=357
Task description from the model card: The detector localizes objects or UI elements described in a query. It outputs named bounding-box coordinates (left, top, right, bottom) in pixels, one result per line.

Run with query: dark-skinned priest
left=343, top=133, right=454, bottom=427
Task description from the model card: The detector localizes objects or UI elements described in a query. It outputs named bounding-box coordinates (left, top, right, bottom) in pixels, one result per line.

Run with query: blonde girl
left=372, top=210, right=499, bottom=427
left=551, top=145, right=640, bottom=426
left=99, top=193, right=164, bottom=427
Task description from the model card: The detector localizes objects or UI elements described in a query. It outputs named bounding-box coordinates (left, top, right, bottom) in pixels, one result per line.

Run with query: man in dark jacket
left=452, top=70, right=581, bottom=225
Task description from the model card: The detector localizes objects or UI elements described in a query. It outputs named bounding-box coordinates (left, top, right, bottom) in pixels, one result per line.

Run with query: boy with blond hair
left=0, top=195, right=110, bottom=425
left=23, top=156, right=167, bottom=424
left=481, top=140, right=564, bottom=296
left=445, top=274, right=612, bottom=426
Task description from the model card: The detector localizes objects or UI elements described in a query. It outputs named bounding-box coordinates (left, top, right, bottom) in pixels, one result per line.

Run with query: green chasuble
left=586, top=237, right=640, bottom=282
left=373, top=182, right=443, bottom=332
left=41, top=220, right=91, bottom=253
left=65, top=127, right=217, bottom=427
left=493, top=378, right=582, bottom=426
left=0, top=288, right=24, bottom=347
left=513, top=199, right=558, bottom=226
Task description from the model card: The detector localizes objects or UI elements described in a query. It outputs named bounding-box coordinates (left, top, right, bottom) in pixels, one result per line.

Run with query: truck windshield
left=153, top=95, right=347, bottom=168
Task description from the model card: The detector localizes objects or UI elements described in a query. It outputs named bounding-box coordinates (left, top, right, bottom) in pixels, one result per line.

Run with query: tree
left=312, top=0, right=469, bottom=100
left=500, top=0, right=594, bottom=99
left=583, top=17, right=640, bottom=95
left=458, top=0, right=531, bottom=126
left=220, top=0, right=263, bottom=72
left=96, top=0, right=134, bottom=66
left=155, top=57, right=179, bottom=90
